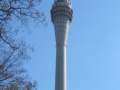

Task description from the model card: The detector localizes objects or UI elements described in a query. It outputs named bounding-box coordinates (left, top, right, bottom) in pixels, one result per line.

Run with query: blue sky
left=19, top=0, right=120, bottom=90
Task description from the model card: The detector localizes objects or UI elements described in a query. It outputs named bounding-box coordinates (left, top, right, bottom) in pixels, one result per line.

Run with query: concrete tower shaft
left=51, top=1, right=73, bottom=90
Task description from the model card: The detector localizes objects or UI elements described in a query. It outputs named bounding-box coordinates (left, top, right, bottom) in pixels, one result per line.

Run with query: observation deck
left=51, top=1, right=73, bottom=22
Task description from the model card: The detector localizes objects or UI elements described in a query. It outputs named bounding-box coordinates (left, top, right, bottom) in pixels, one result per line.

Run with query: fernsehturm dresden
left=51, top=0, right=73, bottom=90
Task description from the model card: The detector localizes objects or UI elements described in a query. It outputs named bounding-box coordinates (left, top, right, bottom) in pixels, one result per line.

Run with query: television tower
left=51, top=0, right=73, bottom=90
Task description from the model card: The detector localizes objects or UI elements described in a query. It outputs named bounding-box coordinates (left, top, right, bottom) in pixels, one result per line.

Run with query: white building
left=51, top=0, right=73, bottom=90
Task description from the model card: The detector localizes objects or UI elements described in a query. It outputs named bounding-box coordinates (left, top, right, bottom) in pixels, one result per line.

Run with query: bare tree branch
left=0, top=0, right=45, bottom=89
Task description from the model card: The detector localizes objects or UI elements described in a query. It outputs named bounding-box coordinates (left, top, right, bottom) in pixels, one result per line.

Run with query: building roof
left=55, top=0, right=69, bottom=2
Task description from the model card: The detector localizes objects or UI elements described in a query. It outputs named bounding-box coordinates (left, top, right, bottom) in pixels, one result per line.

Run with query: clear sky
left=19, top=0, right=120, bottom=90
